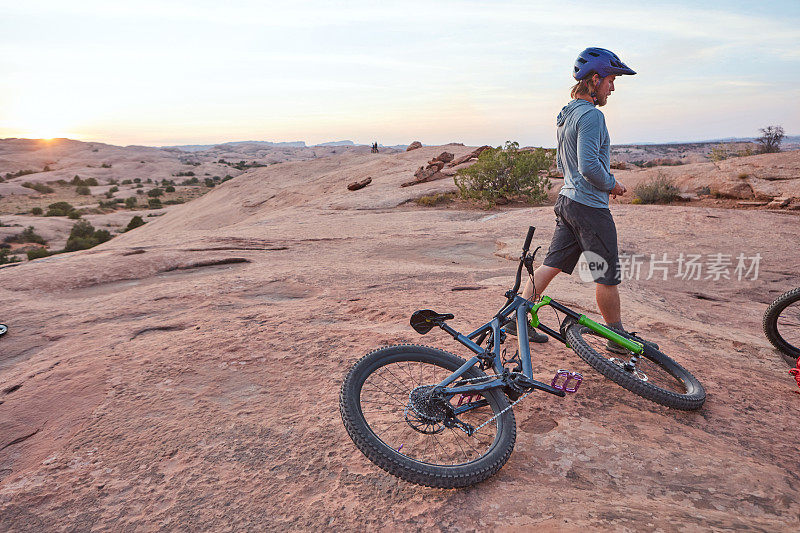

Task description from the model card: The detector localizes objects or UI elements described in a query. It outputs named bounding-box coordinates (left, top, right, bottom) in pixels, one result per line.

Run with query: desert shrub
left=181, top=177, right=199, bottom=185
left=67, top=210, right=82, bottom=219
left=415, top=192, right=456, bottom=207
left=221, top=175, right=233, bottom=183
left=737, top=173, right=749, bottom=180
left=146, top=178, right=152, bottom=184
left=84, top=177, right=98, bottom=186
left=164, top=185, right=175, bottom=193
left=108, top=178, right=118, bottom=185
left=121, top=179, right=133, bottom=185
left=709, top=145, right=730, bottom=162
left=133, top=178, right=141, bottom=183
left=31, top=207, right=43, bottom=215
left=26, top=248, right=53, bottom=260
left=147, top=188, right=164, bottom=197
left=175, top=171, right=195, bottom=177
left=4, top=169, right=35, bottom=179
left=204, top=178, right=215, bottom=188
left=136, top=184, right=143, bottom=189
left=125, top=197, right=137, bottom=208
left=148, top=198, right=162, bottom=208
left=633, top=173, right=681, bottom=204
left=76, top=185, right=91, bottom=195
left=22, top=182, right=54, bottom=194
left=125, top=215, right=145, bottom=231
left=454, top=142, right=554, bottom=207
left=4, top=226, right=47, bottom=245
left=43, top=165, right=52, bottom=172
left=757, top=125, right=784, bottom=154
left=101, top=163, right=112, bottom=168
left=98, top=200, right=118, bottom=209
left=164, top=199, right=185, bottom=205
left=46, top=201, right=75, bottom=216
left=0, top=248, right=22, bottom=264
left=63, top=220, right=112, bottom=252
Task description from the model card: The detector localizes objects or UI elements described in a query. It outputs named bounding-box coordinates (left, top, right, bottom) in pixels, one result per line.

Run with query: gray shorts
left=542, top=195, right=620, bottom=285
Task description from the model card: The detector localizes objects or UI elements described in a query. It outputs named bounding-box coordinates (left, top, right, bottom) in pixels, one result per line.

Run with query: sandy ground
left=1, top=145, right=799, bottom=531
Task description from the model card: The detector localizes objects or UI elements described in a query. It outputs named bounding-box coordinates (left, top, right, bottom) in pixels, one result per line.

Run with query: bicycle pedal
left=551, top=369, right=583, bottom=393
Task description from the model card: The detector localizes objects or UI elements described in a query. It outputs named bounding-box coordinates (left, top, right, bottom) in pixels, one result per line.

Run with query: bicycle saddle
left=410, top=309, right=454, bottom=335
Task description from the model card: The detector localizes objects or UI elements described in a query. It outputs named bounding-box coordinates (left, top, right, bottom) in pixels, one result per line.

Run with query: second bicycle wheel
left=339, top=344, right=516, bottom=488
left=564, top=320, right=706, bottom=410
left=763, top=287, right=800, bottom=366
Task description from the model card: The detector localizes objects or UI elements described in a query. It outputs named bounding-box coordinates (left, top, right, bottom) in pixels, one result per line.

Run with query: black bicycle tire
left=564, top=321, right=706, bottom=410
left=339, top=344, right=516, bottom=488
left=762, top=287, right=800, bottom=366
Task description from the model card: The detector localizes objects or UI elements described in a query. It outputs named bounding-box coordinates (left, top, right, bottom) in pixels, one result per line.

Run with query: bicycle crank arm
left=512, top=375, right=566, bottom=397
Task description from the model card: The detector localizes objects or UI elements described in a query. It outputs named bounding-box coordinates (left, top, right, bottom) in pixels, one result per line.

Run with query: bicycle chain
left=446, top=375, right=533, bottom=435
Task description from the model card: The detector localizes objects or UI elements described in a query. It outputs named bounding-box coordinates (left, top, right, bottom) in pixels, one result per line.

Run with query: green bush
left=63, top=220, right=113, bottom=252
left=26, top=248, right=53, bottom=260
left=164, top=185, right=175, bottom=193
left=204, top=178, right=215, bottom=188
left=454, top=142, right=554, bottom=207
left=0, top=248, right=22, bottom=264
left=125, top=215, right=145, bottom=231
left=31, top=207, right=43, bottom=215
left=109, top=186, right=119, bottom=193
left=4, top=226, right=47, bottom=245
left=21, top=182, right=54, bottom=194
left=133, top=178, right=141, bottom=183
left=46, top=201, right=75, bottom=216
left=632, top=173, right=681, bottom=204
left=121, top=179, right=133, bottom=185
left=147, top=188, right=164, bottom=197
left=67, top=210, right=82, bottom=219
left=101, top=163, right=112, bottom=168
left=76, top=185, right=91, bottom=195
left=125, top=197, right=137, bottom=209
left=148, top=198, right=162, bottom=208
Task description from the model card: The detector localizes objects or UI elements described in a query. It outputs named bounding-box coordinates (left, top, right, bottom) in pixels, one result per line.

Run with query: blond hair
left=570, top=74, right=600, bottom=99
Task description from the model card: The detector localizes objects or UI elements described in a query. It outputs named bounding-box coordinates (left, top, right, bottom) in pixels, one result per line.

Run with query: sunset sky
left=1, top=0, right=798, bottom=147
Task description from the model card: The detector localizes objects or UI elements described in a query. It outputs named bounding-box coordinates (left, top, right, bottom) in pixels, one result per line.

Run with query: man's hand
left=611, top=180, right=626, bottom=198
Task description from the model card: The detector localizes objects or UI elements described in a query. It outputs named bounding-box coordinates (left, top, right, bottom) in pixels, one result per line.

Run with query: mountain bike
left=763, top=287, right=800, bottom=366
left=339, top=226, right=705, bottom=488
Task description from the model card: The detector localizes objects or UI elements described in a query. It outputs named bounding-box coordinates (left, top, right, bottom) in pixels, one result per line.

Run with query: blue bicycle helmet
left=573, top=47, right=636, bottom=80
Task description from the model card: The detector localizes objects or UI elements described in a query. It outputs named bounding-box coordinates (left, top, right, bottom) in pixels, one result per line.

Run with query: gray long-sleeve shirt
left=555, top=99, right=616, bottom=208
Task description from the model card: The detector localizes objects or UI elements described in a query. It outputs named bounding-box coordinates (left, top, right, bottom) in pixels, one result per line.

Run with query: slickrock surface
left=1, top=145, right=799, bottom=531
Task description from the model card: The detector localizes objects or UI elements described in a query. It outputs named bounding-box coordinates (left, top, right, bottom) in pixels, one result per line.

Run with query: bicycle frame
left=430, top=295, right=645, bottom=400
left=422, top=224, right=645, bottom=404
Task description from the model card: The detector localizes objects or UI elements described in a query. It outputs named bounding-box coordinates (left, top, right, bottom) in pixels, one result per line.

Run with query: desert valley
left=1, top=137, right=800, bottom=530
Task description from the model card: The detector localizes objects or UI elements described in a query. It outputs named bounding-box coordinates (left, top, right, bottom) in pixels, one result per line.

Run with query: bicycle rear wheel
left=564, top=320, right=705, bottom=410
left=339, top=344, right=516, bottom=488
left=763, top=287, right=800, bottom=366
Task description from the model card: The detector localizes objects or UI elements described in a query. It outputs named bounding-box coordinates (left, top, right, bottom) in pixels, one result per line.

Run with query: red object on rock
left=789, top=358, right=800, bottom=394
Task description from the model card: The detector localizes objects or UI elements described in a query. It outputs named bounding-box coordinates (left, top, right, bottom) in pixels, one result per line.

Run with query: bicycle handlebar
left=523, top=226, right=535, bottom=252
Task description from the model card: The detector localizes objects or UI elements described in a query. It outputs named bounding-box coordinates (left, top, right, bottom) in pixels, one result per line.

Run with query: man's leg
left=595, top=282, right=622, bottom=325
left=521, top=264, right=561, bottom=299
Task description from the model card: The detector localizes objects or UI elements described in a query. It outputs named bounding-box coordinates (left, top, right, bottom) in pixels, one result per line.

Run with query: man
left=509, top=47, right=636, bottom=352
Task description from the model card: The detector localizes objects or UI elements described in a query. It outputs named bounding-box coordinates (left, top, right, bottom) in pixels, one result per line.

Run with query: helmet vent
left=588, top=51, right=599, bottom=57
left=577, top=58, right=587, bottom=64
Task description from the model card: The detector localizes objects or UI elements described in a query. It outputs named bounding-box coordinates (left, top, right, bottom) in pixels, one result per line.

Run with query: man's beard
left=595, top=94, right=608, bottom=107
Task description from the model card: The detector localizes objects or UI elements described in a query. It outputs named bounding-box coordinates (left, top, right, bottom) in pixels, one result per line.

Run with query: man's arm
left=576, top=110, right=616, bottom=192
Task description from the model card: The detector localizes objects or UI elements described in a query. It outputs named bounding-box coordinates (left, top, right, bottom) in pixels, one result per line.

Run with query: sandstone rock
left=414, top=162, right=444, bottom=180
left=736, top=200, right=769, bottom=207
left=406, top=141, right=422, bottom=151
left=430, top=152, right=454, bottom=164
left=710, top=181, right=753, bottom=199
left=447, top=145, right=491, bottom=167
left=677, top=192, right=698, bottom=201
left=347, top=177, right=372, bottom=191
left=766, top=197, right=791, bottom=208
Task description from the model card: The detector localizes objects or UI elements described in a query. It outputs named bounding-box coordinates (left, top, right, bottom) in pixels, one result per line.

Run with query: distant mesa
left=163, top=141, right=308, bottom=152
left=314, top=140, right=355, bottom=147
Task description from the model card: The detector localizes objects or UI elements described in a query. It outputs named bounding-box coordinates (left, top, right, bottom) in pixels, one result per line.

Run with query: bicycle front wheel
left=564, top=320, right=706, bottom=410
left=763, top=287, right=800, bottom=365
left=339, top=344, right=516, bottom=488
